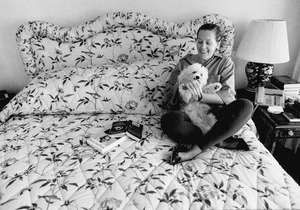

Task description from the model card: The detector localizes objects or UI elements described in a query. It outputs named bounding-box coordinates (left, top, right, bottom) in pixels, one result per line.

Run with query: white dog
left=178, top=63, right=222, bottom=134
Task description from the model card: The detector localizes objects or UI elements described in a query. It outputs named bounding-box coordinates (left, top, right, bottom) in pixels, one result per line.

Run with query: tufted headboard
left=16, top=12, right=235, bottom=79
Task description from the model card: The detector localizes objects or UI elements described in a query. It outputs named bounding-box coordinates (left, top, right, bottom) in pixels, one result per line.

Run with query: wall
left=1, top=0, right=300, bottom=93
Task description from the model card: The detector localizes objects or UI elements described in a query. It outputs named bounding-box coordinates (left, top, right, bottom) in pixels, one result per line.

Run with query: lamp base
left=245, top=62, right=274, bottom=92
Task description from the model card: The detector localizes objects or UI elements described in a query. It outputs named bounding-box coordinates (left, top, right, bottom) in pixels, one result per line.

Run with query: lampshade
left=236, top=19, right=290, bottom=64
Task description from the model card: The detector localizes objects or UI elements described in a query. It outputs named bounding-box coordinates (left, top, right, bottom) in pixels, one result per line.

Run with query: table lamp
left=236, top=19, right=290, bottom=93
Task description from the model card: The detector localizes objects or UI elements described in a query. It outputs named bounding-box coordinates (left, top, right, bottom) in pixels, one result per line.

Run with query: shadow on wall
left=232, top=53, right=248, bottom=90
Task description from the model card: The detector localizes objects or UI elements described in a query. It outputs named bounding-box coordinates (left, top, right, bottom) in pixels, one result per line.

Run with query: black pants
left=161, top=99, right=253, bottom=151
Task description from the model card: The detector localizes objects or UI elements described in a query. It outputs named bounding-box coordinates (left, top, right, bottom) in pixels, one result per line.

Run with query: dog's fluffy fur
left=178, top=63, right=222, bottom=134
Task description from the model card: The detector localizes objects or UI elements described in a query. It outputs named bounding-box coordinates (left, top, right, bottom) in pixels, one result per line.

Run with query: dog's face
left=178, top=63, right=209, bottom=103
left=178, top=63, right=208, bottom=89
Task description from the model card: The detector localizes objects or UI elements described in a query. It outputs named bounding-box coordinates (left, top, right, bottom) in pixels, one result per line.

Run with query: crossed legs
left=161, top=98, right=253, bottom=163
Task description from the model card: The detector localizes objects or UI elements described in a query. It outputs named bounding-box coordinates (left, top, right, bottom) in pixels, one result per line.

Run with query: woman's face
left=196, top=30, right=219, bottom=62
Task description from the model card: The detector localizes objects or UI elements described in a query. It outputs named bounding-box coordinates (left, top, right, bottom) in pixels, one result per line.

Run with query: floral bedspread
left=1, top=113, right=300, bottom=209
left=1, top=60, right=300, bottom=209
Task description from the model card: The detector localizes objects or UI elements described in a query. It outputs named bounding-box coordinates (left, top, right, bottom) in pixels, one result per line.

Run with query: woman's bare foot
left=169, top=145, right=202, bottom=164
left=177, top=145, right=202, bottom=162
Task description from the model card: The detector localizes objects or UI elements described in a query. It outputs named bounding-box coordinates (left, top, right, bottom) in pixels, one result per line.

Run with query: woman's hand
left=184, top=80, right=203, bottom=100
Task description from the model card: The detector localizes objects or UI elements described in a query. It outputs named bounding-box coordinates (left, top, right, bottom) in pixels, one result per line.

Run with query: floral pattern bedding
left=0, top=59, right=176, bottom=122
left=16, top=12, right=234, bottom=78
left=1, top=112, right=300, bottom=210
left=1, top=12, right=300, bottom=210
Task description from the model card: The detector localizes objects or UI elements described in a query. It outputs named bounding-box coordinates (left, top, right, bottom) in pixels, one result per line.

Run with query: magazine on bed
left=88, top=120, right=143, bottom=153
left=88, top=129, right=128, bottom=153
left=107, top=120, right=143, bottom=140
left=126, top=120, right=143, bottom=141
left=108, top=120, right=129, bottom=137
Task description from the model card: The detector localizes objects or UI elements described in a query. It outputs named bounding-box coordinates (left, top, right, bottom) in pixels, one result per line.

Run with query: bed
left=1, top=12, right=300, bottom=210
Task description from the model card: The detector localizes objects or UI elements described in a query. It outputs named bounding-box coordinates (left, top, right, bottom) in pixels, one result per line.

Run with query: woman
left=161, top=23, right=253, bottom=164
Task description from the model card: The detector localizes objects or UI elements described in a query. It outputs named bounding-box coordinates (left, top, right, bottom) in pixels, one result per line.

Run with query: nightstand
left=0, top=91, right=15, bottom=111
left=252, top=106, right=300, bottom=154
left=236, top=88, right=256, bottom=102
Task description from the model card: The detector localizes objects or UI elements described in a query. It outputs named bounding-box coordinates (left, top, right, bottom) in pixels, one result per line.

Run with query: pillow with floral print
left=0, top=59, right=176, bottom=123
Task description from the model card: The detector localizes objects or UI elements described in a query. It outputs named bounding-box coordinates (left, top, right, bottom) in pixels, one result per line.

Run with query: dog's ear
left=178, top=84, right=193, bottom=103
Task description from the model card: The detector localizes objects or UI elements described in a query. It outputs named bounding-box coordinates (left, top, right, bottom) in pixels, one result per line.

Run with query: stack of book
left=87, top=120, right=143, bottom=153
left=270, top=75, right=300, bottom=101
left=108, top=120, right=144, bottom=141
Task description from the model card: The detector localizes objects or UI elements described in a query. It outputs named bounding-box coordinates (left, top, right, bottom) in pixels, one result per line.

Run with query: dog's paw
left=202, top=82, right=222, bottom=93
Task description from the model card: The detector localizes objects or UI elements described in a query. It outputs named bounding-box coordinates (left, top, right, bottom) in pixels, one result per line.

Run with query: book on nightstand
left=271, top=75, right=300, bottom=90
left=270, top=75, right=300, bottom=101
left=283, top=103, right=300, bottom=122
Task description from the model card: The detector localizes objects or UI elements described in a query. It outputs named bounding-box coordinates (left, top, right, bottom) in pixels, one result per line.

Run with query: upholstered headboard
left=16, top=12, right=235, bottom=79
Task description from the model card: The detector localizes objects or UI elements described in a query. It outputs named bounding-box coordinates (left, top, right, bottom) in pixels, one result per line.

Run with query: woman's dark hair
left=197, top=24, right=222, bottom=42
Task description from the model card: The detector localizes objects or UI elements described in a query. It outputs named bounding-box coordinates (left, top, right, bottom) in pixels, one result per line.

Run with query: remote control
left=269, top=113, right=289, bottom=125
